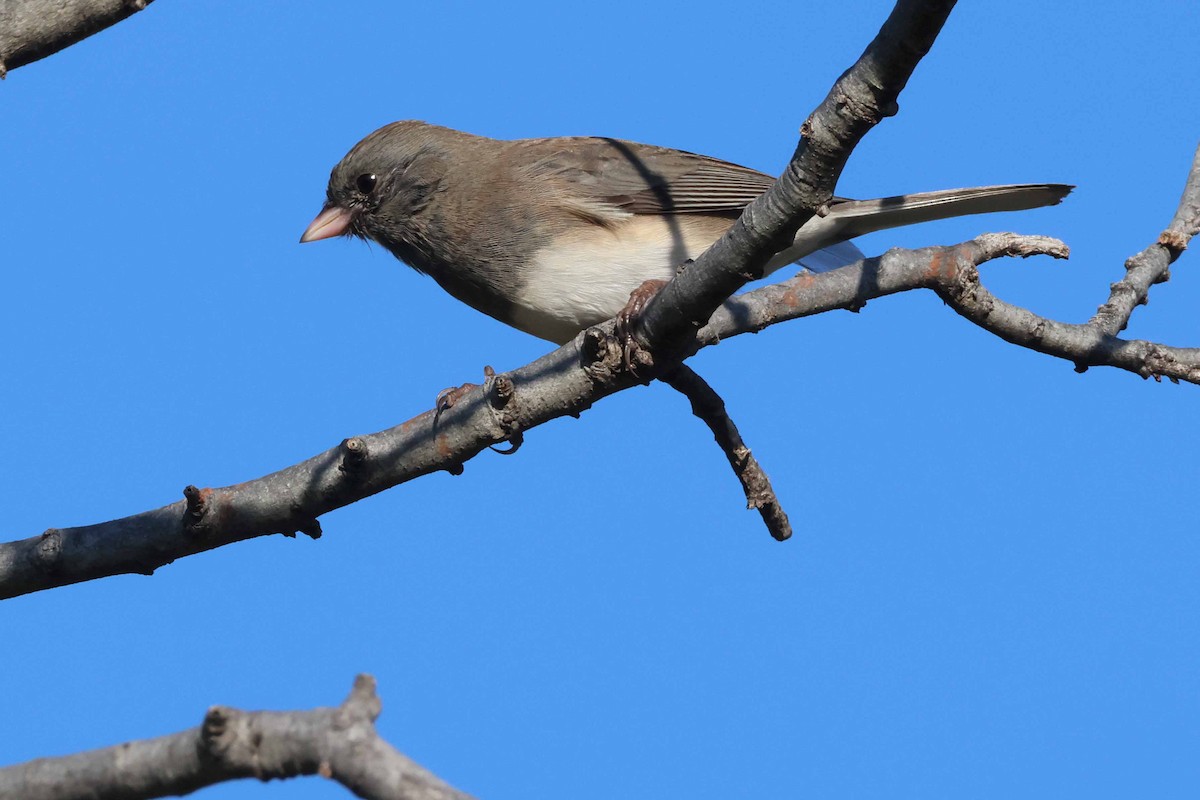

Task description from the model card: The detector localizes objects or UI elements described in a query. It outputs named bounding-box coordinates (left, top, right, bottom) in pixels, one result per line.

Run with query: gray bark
left=0, top=0, right=156, bottom=76
left=0, top=676, right=474, bottom=800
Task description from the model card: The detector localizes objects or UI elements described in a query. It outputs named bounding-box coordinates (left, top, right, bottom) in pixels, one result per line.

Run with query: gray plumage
left=303, top=121, right=1072, bottom=343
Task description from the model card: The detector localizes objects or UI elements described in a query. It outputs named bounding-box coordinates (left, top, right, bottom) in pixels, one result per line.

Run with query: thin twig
left=660, top=366, right=792, bottom=541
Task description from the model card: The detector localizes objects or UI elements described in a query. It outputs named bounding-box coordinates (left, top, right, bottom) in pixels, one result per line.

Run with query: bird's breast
left=509, top=215, right=731, bottom=343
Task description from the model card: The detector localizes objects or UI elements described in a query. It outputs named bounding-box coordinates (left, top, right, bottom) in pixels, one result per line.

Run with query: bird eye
left=356, top=173, right=377, bottom=194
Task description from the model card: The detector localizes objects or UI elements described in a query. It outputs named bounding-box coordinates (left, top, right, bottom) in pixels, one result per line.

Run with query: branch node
left=580, top=327, right=607, bottom=362
left=344, top=674, right=382, bottom=721
left=339, top=437, right=369, bottom=471
left=32, top=528, right=63, bottom=574
left=1158, top=228, right=1189, bottom=254
left=488, top=374, right=515, bottom=409
left=1073, top=362, right=1089, bottom=374
left=580, top=326, right=621, bottom=380
left=182, top=485, right=214, bottom=537
left=201, top=706, right=232, bottom=753
left=446, top=462, right=464, bottom=476
left=288, top=505, right=322, bottom=539
left=183, top=485, right=207, bottom=518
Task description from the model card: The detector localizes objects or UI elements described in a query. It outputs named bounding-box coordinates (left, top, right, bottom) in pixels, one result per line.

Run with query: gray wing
left=508, top=136, right=781, bottom=215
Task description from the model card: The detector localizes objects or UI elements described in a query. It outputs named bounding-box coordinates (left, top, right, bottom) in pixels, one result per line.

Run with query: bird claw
left=436, top=382, right=479, bottom=414
left=614, top=278, right=668, bottom=376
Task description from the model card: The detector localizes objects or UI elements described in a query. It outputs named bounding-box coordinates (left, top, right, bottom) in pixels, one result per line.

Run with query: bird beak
left=300, top=204, right=353, bottom=243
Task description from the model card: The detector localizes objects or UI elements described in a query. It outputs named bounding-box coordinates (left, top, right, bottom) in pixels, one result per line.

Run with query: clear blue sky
left=2, top=2, right=1198, bottom=798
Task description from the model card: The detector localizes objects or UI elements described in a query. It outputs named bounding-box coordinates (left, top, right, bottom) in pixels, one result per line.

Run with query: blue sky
left=2, top=2, right=1198, bottom=798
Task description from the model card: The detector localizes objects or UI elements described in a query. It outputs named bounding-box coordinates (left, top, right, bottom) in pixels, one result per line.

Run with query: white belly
left=510, top=216, right=728, bottom=343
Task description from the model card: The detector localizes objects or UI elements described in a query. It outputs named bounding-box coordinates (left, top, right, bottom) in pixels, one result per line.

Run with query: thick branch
left=661, top=366, right=791, bottom=541
left=0, top=676, right=472, bottom=800
left=635, top=0, right=957, bottom=352
left=0, top=0, right=156, bottom=77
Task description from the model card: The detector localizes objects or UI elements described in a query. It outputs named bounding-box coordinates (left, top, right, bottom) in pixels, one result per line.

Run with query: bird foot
left=614, top=278, right=668, bottom=376
left=436, top=382, right=479, bottom=414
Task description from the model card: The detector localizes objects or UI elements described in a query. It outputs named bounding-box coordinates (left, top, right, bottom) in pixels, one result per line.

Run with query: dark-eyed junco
left=301, top=121, right=1070, bottom=343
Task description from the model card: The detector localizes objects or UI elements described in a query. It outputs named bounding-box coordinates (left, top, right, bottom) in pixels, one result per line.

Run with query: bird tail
left=786, top=183, right=1073, bottom=274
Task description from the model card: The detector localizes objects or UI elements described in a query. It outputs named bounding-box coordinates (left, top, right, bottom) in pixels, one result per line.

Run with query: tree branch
left=661, top=366, right=792, bottom=541
left=702, top=230, right=1200, bottom=383
left=5, top=209, right=1197, bottom=600
left=0, top=1, right=973, bottom=599
left=0, top=233, right=1057, bottom=600
left=0, top=0, right=156, bottom=77
left=634, top=0, right=958, bottom=353
left=2, top=0, right=1194, bottom=602
left=0, top=675, right=471, bottom=800
left=1088, top=143, right=1200, bottom=335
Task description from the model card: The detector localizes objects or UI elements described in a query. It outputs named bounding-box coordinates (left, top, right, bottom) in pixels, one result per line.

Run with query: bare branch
left=0, top=0, right=970, bottom=596
left=4, top=216, right=1196, bottom=601
left=0, top=0, right=156, bottom=77
left=635, top=0, right=958, bottom=352
left=1089, top=143, right=1200, bottom=334
left=703, top=232, right=1200, bottom=383
left=1, top=0, right=1193, bottom=601
left=0, top=233, right=1165, bottom=600
left=935, top=235, right=1200, bottom=382
left=0, top=675, right=472, bottom=800
left=661, top=366, right=792, bottom=541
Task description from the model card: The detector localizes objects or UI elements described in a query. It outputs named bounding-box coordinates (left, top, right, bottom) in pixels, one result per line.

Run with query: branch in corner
left=0, top=0, right=156, bottom=78
left=0, top=676, right=474, bottom=800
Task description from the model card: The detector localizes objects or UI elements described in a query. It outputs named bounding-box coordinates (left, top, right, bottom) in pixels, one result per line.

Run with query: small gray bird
left=301, top=121, right=1070, bottom=344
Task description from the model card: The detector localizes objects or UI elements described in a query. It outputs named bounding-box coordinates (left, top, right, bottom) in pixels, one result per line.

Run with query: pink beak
left=299, top=205, right=353, bottom=243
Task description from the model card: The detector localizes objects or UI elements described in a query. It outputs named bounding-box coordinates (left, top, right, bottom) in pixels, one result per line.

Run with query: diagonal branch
left=660, top=366, right=792, bottom=541
left=0, top=0, right=157, bottom=77
left=0, top=675, right=472, bottom=800
left=1089, top=143, right=1200, bottom=335
left=635, top=0, right=958, bottom=353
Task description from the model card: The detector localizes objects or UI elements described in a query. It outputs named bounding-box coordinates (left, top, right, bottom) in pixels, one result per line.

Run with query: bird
left=301, top=121, right=1071, bottom=344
